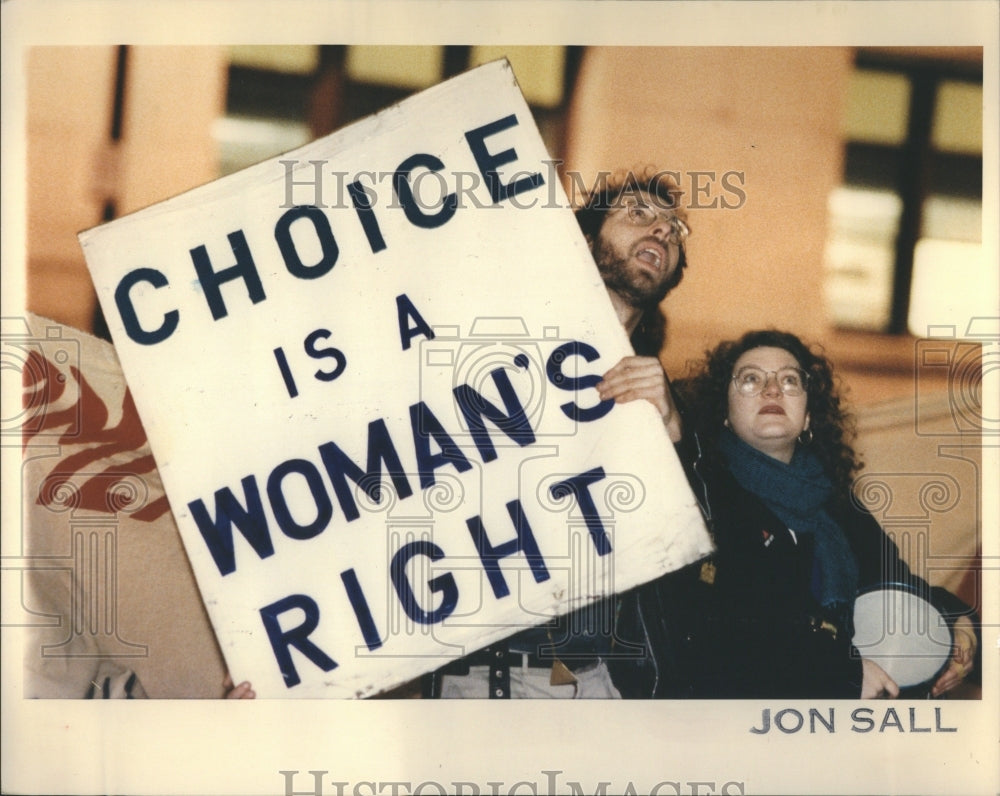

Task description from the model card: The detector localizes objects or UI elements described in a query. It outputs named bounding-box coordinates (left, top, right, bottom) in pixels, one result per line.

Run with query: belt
left=443, top=644, right=557, bottom=672
left=439, top=641, right=592, bottom=698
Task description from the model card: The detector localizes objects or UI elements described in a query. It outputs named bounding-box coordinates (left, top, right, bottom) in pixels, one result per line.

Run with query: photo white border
left=2, top=2, right=997, bottom=795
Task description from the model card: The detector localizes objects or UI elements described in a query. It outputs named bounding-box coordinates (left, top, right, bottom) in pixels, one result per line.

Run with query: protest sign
left=79, top=59, right=712, bottom=697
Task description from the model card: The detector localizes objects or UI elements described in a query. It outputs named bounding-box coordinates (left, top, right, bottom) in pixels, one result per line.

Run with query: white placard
left=80, top=59, right=711, bottom=697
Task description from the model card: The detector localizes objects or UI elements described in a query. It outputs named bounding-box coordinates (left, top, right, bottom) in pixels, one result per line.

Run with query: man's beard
left=593, top=238, right=672, bottom=309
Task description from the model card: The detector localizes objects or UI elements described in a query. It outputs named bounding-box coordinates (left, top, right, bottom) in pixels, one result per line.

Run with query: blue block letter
left=188, top=475, right=275, bottom=576
left=260, top=594, right=337, bottom=689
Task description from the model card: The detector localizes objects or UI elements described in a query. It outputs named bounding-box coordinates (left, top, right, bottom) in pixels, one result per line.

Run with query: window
left=213, top=46, right=581, bottom=177
left=823, top=50, right=984, bottom=337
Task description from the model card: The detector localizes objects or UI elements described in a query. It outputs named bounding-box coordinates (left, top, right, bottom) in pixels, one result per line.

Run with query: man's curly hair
left=676, top=329, right=863, bottom=494
left=574, top=166, right=690, bottom=356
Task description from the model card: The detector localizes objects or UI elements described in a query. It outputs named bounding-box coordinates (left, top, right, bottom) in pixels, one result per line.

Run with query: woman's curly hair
left=676, top=329, right=863, bottom=493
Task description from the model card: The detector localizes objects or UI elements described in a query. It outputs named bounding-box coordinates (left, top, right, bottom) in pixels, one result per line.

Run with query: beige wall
left=854, top=393, right=982, bottom=602
left=27, top=47, right=118, bottom=332
left=564, top=47, right=853, bottom=373
left=26, top=46, right=227, bottom=333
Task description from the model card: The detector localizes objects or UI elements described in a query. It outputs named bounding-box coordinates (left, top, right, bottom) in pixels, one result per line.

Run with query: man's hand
left=860, top=658, right=900, bottom=699
left=930, top=615, right=977, bottom=697
left=597, top=355, right=682, bottom=442
left=223, top=672, right=256, bottom=699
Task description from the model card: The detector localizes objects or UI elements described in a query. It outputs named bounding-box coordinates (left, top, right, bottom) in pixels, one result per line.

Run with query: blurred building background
left=22, top=46, right=988, bottom=696
left=26, top=45, right=988, bottom=403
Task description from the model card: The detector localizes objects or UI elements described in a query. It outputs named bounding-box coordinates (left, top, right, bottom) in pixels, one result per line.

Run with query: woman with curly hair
left=681, top=329, right=859, bottom=493
left=612, top=330, right=978, bottom=699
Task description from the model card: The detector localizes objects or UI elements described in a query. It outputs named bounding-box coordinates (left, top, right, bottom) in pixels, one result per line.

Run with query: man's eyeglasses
left=619, top=196, right=689, bottom=246
left=732, top=366, right=809, bottom=397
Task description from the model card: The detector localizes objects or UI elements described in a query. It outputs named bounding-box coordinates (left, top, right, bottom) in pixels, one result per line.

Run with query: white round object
left=852, top=586, right=952, bottom=689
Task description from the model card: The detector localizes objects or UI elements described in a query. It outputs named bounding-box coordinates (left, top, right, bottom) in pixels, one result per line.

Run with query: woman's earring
left=797, top=428, right=814, bottom=445
left=723, top=418, right=730, bottom=428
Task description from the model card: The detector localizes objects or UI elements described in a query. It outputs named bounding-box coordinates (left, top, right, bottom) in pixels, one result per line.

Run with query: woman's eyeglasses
left=732, top=366, right=809, bottom=397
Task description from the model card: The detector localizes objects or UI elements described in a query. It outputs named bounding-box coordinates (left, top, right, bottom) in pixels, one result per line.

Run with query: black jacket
left=609, top=458, right=973, bottom=699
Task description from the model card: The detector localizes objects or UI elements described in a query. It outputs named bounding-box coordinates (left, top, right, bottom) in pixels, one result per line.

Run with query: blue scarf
left=719, top=429, right=859, bottom=611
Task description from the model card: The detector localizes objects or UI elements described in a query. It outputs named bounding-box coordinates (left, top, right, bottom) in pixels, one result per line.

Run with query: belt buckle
left=549, top=657, right=578, bottom=686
